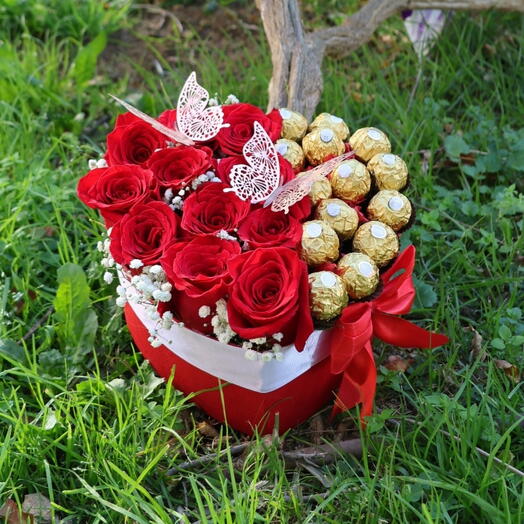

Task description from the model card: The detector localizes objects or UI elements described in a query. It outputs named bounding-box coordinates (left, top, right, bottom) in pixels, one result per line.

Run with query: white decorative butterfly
left=176, top=72, right=228, bottom=142
left=265, top=151, right=355, bottom=214
left=223, top=121, right=280, bottom=204
left=109, top=71, right=228, bottom=146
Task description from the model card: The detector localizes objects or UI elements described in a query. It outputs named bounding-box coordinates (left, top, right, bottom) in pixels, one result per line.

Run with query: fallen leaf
left=385, top=355, right=413, bottom=372
left=466, top=326, right=485, bottom=361
left=495, top=360, right=520, bottom=382
left=22, top=493, right=52, bottom=522
left=197, top=421, right=219, bottom=439
left=0, top=499, right=34, bottom=524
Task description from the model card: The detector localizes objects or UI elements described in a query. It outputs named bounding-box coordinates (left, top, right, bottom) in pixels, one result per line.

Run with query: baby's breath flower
left=129, top=259, right=143, bottom=269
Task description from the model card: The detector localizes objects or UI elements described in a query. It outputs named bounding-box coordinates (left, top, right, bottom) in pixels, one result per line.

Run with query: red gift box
left=122, top=246, right=448, bottom=435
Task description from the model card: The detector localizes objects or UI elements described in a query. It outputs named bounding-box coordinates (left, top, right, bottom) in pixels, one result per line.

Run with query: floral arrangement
left=77, top=73, right=447, bottom=433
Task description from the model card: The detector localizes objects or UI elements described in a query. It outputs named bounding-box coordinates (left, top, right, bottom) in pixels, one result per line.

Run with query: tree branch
left=256, top=0, right=524, bottom=118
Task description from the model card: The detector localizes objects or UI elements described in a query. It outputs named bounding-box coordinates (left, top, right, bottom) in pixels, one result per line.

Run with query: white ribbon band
left=124, top=279, right=330, bottom=393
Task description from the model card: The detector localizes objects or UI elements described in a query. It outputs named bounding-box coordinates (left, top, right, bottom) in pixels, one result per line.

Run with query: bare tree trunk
left=256, top=0, right=524, bottom=119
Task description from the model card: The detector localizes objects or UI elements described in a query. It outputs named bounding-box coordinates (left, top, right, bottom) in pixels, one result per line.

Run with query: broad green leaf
left=0, top=339, right=26, bottom=364
left=70, top=32, right=107, bottom=86
left=413, top=277, right=438, bottom=309
left=491, top=338, right=505, bottom=350
left=498, top=325, right=512, bottom=341
left=444, top=134, right=470, bottom=162
left=507, top=146, right=524, bottom=171
left=53, top=263, right=98, bottom=352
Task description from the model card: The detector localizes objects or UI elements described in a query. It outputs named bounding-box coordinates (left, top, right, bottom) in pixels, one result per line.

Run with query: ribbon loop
left=329, top=246, right=448, bottom=423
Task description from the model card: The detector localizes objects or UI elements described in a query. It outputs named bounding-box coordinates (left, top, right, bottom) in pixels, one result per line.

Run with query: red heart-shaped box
left=124, top=301, right=339, bottom=435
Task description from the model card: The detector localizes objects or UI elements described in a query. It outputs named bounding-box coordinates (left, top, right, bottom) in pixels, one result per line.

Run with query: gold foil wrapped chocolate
left=279, top=108, right=308, bottom=142
left=275, top=139, right=305, bottom=171
left=309, top=112, right=350, bottom=141
left=301, top=220, right=340, bottom=266
left=367, top=190, right=412, bottom=231
left=315, top=198, right=359, bottom=240
left=298, top=172, right=332, bottom=205
left=329, top=159, right=371, bottom=202
left=302, top=127, right=345, bottom=166
left=308, top=271, right=348, bottom=321
left=349, top=127, right=391, bottom=162
left=337, top=252, right=380, bottom=299
left=367, top=153, right=408, bottom=191
left=352, top=221, right=399, bottom=267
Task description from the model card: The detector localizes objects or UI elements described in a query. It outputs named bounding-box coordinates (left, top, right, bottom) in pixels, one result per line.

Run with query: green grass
left=0, top=2, right=523, bottom=522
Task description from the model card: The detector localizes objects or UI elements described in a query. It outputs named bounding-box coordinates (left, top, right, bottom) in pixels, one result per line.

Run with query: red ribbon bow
left=329, top=245, right=448, bottom=420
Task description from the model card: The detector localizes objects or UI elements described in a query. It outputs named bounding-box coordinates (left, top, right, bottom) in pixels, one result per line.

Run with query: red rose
left=216, top=103, right=282, bottom=156
left=216, top=154, right=294, bottom=186
left=227, top=247, right=313, bottom=348
left=181, top=182, right=249, bottom=235
left=110, top=201, right=180, bottom=266
left=237, top=207, right=302, bottom=250
left=161, top=235, right=240, bottom=298
left=106, top=112, right=166, bottom=166
left=157, top=109, right=177, bottom=128
left=148, top=146, right=214, bottom=190
left=77, top=164, right=158, bottom=226
left=161, top=235, right=240, bottom=333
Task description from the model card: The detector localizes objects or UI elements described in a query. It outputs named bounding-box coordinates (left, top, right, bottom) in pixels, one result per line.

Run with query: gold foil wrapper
left=301, top=220, right=340, bottom=266
left=367, top=153, right=408, bottom=191
left=329, top=159, right=371, bottom=202
left=298, top=172, right=332, bottom=205
left=309, top=112, right=350, bottom=141
left=349, top=127, right=391, bottom=162
left=315, top=198, right=359, bottom=240
left=337, top=252, right=379, bottom=299
left=279, top=108, right=308, bottom=142
left=367, top=190, right=412, bottom=231
left=352, top=221, right=399, bottom=267
left=302, top=127, right=345, bottom=166
left=308, top=271, right=348, bottom=321
left=275, top=139, right=305, bottom=171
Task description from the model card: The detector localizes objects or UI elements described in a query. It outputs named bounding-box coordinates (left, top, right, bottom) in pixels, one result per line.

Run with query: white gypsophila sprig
left=211, top=298, right=236, bottom=345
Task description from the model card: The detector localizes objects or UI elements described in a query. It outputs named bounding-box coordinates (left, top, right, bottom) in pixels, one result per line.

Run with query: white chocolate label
left=337, top=162, right=353, bottom=178
left=276, top=143, right=288, bottom=155
left=306, top=223, right=323, bottom=238
left=388, top=196, right=404, bottom=211
left=320, top=128, right=334, bottom=143
left=358, top=261, right=374, bottom=278
left=367, top=129, right=382, bottom=140
left=326, top=203, right=341, bottom=217
left=330, top=115, right=343, bottom=124
left=279, top=108, right=292, bottom=119
left=320, top=271, right=337, bottom=288
left=370, top=223, right=387, bottom=239
left=383, top=153, right=396, bottom=166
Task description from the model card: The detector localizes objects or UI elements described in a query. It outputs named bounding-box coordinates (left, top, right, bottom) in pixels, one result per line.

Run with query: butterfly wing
left=225, top=121, right=281, bottom=203
left=176, top=72, right=226, bottom=141
left=109, top=95, right=193, bottom=146
left=267, top=151, right=355, bottom=214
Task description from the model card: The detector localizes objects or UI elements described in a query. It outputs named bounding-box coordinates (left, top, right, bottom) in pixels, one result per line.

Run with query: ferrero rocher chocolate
left=367, top=153, right=408, bottom=191
left=279, top=108, right=308, bottom=142
left=301, top=220, right=340, bottom=266
left=302, top=127, right=345, bottom=166
left=329, top=159, right=371, bottom=202
left=337, top=253, right=379, bottom=299
left=349, top=127, right=391, bottom=162
left=309, top=112, right=350, bottom=141
left=315, top=198, right=359, bottom=240
left=308, top=271, right=348, bottom=321
left=367, top=190, right=412, bottom=231
left=298, top=172, right=332, bottom=205
left=352, top=221, right=399, bottom=267
left=275, top=139, right=305, bottom=171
